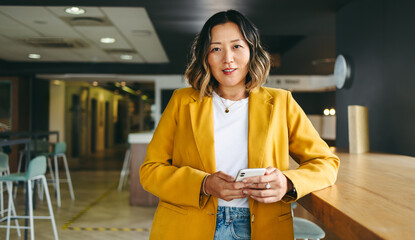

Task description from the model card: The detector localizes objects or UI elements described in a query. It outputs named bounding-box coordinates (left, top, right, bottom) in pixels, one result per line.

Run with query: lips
left=222, top=68, right=236, bottom=75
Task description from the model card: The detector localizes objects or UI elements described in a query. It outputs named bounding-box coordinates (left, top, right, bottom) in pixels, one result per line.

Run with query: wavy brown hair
left=185, top=10, right=271, bottom=99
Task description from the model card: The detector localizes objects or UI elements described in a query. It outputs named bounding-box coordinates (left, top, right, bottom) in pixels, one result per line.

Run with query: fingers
left=216, top=171, right=235, bottom=182
left=265, top=167, right=277, bottom=175
left=242, top=187, right=286, bottom=203
left=240, top=167, right=289, bottom=203
left=246, top=182, right=271, bottom=189
left=205, top=171, right=247, bottom=201
left=242, top=172, right=277, bottom=184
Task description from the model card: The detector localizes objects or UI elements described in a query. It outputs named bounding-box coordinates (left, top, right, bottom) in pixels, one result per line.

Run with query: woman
left=140, top=10, right=339, bottom=240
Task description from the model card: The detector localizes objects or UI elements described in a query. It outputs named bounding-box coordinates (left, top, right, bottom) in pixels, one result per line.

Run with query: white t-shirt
left=212, top=91, right=249, bottom=208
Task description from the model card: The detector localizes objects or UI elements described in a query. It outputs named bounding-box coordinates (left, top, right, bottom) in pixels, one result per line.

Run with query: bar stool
left=0, top=156, right=58, bottom=240
left=46, top=142, right=75, bottom=207
left=117, top=143, right=131, bottom=191
left=292, top=202, right=325, bottom=240
left=0, top=152, right=21, bottom=236
left=17, top=139, right=50, bottom=174
left=15, top=139, right=50, bottom=199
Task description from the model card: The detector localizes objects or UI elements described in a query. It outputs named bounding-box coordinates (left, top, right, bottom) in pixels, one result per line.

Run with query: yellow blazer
left=140, top=87, right=339, bottom=240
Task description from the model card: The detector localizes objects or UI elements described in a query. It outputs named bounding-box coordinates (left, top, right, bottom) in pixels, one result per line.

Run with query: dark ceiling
left=0, top=0, right=353, bottom=76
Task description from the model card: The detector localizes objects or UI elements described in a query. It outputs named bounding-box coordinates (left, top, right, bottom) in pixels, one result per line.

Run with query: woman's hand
left=204, top=171, right=247, bottom=201
left=241, top=167, right=293, bottom=203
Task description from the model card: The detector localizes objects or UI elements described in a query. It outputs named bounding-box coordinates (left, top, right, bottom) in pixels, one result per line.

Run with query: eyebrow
left=210, top=39, right=244, bottom=45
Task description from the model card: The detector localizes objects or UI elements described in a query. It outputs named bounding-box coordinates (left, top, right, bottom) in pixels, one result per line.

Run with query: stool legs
left=53, top=156, right=61, bottom=207
left=61, top=154, right=75, bottom=200
left=5, top=182, right=21, bottom=240
left=41, top=175, right=59, bottom=240
left=50, top=154, right=75, bottom=207
left=1, top=182, right=3, bottom=217
left=27, top=180, right=35, bottom=240
left=118, top=148, right=131, bottom=191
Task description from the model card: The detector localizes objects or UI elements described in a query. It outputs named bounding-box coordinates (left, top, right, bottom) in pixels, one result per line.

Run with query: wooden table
left=297, top=149, right=415, bottom=239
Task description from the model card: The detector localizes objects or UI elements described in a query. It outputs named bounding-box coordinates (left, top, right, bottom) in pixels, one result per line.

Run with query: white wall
left=308, top=114, right=336, bottom=140
left=49, top=80, right=65, bottom=142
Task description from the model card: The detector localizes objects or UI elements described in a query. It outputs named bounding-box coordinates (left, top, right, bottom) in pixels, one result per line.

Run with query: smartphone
left=235, top=168, right=266, bottom=182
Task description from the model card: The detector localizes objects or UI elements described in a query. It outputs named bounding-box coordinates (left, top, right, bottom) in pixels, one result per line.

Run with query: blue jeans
left=214, top=206, right=251, bottom=240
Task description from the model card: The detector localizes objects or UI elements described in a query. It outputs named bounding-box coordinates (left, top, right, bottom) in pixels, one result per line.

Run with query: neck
left=216, top=85, right=248, bottom=101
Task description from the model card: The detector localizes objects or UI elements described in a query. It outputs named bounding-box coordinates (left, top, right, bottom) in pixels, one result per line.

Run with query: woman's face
left=207, top=22, right=250, bottom=91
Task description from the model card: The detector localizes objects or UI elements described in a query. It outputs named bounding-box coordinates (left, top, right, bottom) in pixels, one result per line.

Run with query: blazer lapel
left=189, top=91, right=216, bottom=174
left=248, top=87, right=273, bottom=168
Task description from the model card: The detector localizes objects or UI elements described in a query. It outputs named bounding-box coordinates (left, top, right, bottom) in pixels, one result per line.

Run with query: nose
left=223, top=49, right=234, bottom=63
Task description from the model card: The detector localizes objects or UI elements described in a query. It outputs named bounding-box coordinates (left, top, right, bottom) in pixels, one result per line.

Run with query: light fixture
left=65, top=7, right=86, bottom=15
left=323, top=109, right=330, bottom=116
left=131, top=30, right=151, bottom=37
left=141, top=95, right=148, bottom=101
left=28, top=54, right=41, bottom=59
left=121, top=82, right=126, bottom=86
left=92, top=81, right=98, bottom=87
left=100, top=37, right=116, bottom=44
left=329, top=108, right=336, bottom=116
left=120, top=55, right=133, bottom=60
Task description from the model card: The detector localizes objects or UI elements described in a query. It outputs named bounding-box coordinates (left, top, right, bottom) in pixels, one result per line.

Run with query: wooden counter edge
left=297, top=191, right=383, bottom=240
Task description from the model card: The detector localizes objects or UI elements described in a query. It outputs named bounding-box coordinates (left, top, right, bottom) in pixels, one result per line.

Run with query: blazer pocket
left=159, top=201, right=188, bottom=215
left=277, top=211, right=293, bottom=222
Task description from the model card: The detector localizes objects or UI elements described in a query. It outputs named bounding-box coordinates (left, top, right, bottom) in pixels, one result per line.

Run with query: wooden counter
left=296, top=150, right=415, bottom=239
left=128, top=133, right=159, bottom=206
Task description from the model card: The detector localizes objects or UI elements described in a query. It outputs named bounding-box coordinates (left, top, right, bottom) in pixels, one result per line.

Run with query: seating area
left=0, top=155, right=58, bottom=240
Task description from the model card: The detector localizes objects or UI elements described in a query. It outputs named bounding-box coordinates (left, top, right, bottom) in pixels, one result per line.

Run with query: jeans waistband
left=216, top=206, right=250, bottom=223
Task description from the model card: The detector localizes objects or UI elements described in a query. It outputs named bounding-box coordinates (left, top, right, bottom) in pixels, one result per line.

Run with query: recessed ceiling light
left=131, top=30, right=151, bottom=36
left=120, top=55, right=133, bottom=60
left=65, top=7, right=86, bottom=15
left=28, top=54, right=41, bottom=59
left=100, top=37, right=116, bottom=44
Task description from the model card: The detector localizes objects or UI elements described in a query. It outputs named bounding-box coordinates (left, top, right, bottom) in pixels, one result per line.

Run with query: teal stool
left=0, top=156, right=58, bottom=240
left=15, top=139, right=51, bottom=199
left=45, top=142, right=75, bottom=207
left=292, top=202, right=325, bottom=240
left=17, top=139, right=50, bottom=174
left=0, top=152, right=21, bottom=236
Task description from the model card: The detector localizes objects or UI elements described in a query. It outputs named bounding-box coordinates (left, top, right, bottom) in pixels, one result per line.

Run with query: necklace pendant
left=225, top=108, right=230, bottom=113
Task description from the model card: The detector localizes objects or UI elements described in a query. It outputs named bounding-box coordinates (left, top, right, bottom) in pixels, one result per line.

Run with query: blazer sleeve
left=139, top=90, right=209, bottom=208
left=282, top=91, right=340, bottom=202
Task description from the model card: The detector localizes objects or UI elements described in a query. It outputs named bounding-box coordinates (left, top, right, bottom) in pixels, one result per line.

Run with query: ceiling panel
left=0, top=6, right=78, bottom=38
left=101, top=7, right=168, bottom=63
left=74, top=25, right=132, bottom=49
left=0, top=11, right=41, bottom=38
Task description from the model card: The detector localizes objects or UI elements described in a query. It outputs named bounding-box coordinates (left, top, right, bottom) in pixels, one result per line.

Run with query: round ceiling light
left=28, top=54, right=41, bottom=59
left=120, top=55, right=133, bottom=60
left=65, top=7, right=86, bottom=15
left=100, top=37, right=116, bottom=44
